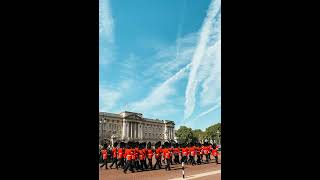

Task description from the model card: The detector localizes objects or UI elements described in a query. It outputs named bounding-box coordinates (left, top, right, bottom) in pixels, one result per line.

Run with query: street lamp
left=99, top=120, right=102, bottom=144
left=103, top=119, right=106, bottom=140
left=216, top=130, right=220, bottom=145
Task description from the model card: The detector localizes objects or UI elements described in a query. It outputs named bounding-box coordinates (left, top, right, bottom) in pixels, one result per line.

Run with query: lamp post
left=99, top=120, right=102, bottom=144
left=216, top=130, right=220, bottom=145
left=103, top=119, right=106, bottom=140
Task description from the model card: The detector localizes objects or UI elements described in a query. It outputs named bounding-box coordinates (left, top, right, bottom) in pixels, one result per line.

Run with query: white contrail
left=196, top=101, right=221, bottom=119
left=99, top=0, right=114, bottom=43
left=131, top=64, right=191, bottom=112
left=184, top=0, right=221, bottom=119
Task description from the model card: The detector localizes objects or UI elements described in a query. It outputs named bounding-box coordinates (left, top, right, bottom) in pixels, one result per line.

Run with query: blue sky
left=99, top=0, right=221, bottom=131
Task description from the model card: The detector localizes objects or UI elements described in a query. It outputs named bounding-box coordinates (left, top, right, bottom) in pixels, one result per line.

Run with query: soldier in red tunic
left=203, top=142, right=210, bottom=163
left=181, top=143, right=188, bottom=164
left=173, top=143, right=181, bottom=164
left=138, top=142, right=147, bottom=171
left=188, top=143, right=196, bottom=165
left=134, top=142, right=140, bottom=170
left=141, top=142, right=148, bottom=170
left=109, top=142, right=118, bottom=169
left=123, top=142, right=135, bottom=173
left=146, top=142, right=154, bottom=170
left=153, top=141, right=163, bottom=170
left=196, top=143, right=202, bottom=165
left=211, top=143, right=219, bottom=164
left=116, top=142, right=125, bottom=169
left=163, top=142, right=171, bottom=171
left=100, top=145, right=108, bottom=169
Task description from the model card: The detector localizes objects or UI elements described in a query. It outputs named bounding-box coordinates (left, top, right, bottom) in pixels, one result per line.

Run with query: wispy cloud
left=99, top=79, right=133, bottom=112
left=99, top=0, right=114, bottom=43
left=99, top=88, right=121, bottom=112
left=99, top=0, right=115, bottom=65
left=196, top=101, right=221, bottom=119
left=184, top=0, right=221, bottom=119
left=200, top=40, right=221, bottom=107
left=132, top=64, right=191, bottom=113
left=143, top=33, right=197, bottom=80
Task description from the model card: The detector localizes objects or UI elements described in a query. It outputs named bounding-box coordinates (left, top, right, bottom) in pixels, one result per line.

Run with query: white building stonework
left=99, top=111, right=175, bottom=144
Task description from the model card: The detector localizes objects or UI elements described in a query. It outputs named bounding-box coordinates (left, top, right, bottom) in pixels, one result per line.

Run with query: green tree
left=205, top=123, right=221, bottom=144
left=175, top=126, right=195, bottom=144
left=192, top=129, right=205, bottom=143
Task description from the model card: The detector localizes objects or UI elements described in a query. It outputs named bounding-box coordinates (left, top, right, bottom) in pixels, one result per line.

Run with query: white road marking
left=168, top=170, right=221, bottom=180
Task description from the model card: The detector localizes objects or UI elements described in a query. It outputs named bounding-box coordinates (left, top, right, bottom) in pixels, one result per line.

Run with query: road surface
left=99, top=155, right=221, bottom=180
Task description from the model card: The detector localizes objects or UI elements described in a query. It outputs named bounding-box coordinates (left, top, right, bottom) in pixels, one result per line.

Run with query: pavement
left=99, top=155, right=221, bottom=180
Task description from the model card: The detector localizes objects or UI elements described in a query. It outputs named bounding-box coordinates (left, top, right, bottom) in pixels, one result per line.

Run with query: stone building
left=99, top=111, right=175, bottom=144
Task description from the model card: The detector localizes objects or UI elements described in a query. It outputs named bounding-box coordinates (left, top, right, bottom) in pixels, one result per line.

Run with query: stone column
left=122, top=119, right=125, bottom=140
left=131, top=122, right=133, bottom=139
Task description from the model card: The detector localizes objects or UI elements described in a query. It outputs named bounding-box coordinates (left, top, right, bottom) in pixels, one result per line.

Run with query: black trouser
left=116, top=158, right=124, bottom=169
left=181, top=156, right=187, bottom=164
left=123, top=160, right=134, bottom=172
left=196, top=155, right=201, bottom=164
left=174, top=155, right=180, bottom=164
left=205, top=154, right=210, bottom=163
left=139, top=159, right=147, bottom=170
left=214, top=155, right=218, bottom=164
left=144, top=159, right=148, bottom=170
left=100, top=159, right=108, bottom=169
left=147, top=158, right=153, bottom=170
left=109, top=157, right=118, bottom=168
left=200, top=154, right=203, bottom=162
left=165, top=158, right=171, bottom=170
left=208, top=153, right=211, bottom=160
left=134, top=159, right=140, bottom=170
left=189, top=156, right=196, bottom=165
left=153, top=157, right=162, bottom=169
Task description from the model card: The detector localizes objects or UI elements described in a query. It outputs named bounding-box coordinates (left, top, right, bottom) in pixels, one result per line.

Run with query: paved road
left=99, top=155, right=221, bottom=180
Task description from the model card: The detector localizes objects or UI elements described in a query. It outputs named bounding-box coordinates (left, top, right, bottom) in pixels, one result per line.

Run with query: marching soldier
left=203, top=142, right=210, bottom=163
left=138, top=142, right=147, bottom=171
left=200, top=143, right=204, bottom=163
left=208, top=143, right=212, bottom=161
left=116, top=142, right=125, bottom=169
left=109, top=142, right=118, bottom=169
left=142, top=142, right=148, bottom=170
left=196, top=143, right=202, bottom=165
left=123, top=142, right=135, bottom=173
left=100, top=145, right=108, bottom=169
left=134, top=142, right=140, bottom=170
left=163, top=142, right=171, bottom=171
left=212, top=143, right=219, bottom=164
left=173, top=143, right=180, bottom=164
left=181, top=143, right=188, bottom=164
left=146, top=142, right=154, bottom=170
left=188, top=143, right=196, bottom=165
left=169, top=142, right=174, bottom=165
left=153, top=141, right=162, bottom=170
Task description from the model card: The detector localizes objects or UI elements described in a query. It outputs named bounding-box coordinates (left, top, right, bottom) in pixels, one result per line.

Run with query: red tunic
left=132, top=149, right=136, bottom=160
left=163, top=148, right=171, bottom=159
left=125, top=149, right=132, bottom=160
left=147, top=149, right=153, bottom=159
left=155, top=148, right=162, bottom=159
left=212, top=149, right=218, bottom=157
left=118, top=148, right=123, bottom=159
left=138, top=149, right=145, bottom=160
left=173, top=148, right=180, bottom=156
left=203, top=146, right=209, bottom=155
left=101, top=149, right=107, bottom=160
left=112, top=147, right=117, bottom=158
left=189, top=147, right=195, bottom=157
left=181, top=148, right=188, bottom=157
